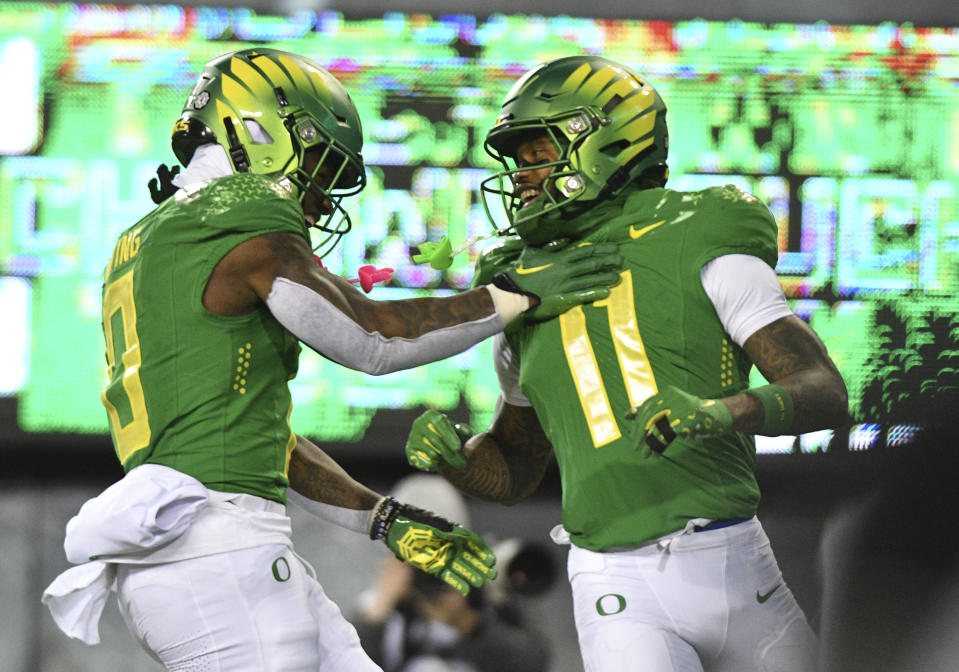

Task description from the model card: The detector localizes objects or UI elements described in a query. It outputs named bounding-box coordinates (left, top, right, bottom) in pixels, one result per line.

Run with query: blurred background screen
left=2, top=4, right=958, bottom=459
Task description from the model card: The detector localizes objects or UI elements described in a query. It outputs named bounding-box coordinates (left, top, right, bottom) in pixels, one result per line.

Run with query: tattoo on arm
left=441, top=404, right=552, bottom=504
left=742, top=315, right=849, bottom=432
left=262, top=232, right=497, bottom=339
left=352, top=291, right=497, bottom=340
left=288, top=435, right=380, bottom=510
left=744, top=318, right=807, bottom=381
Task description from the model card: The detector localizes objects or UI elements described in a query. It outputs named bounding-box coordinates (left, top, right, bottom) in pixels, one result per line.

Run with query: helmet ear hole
left=243, top=119, right=273, bottom=144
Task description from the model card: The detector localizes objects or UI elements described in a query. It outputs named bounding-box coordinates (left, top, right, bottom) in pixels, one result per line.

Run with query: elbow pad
left=265, top=277, right=502, bottom=375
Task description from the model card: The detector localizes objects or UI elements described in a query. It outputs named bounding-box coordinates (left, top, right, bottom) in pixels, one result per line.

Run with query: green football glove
left=147, top=163, right=180, bottom=204
left=405, top=409, right=471, bottom=472
left=623, top=385, right=734, bottom=458
left=470, top=235, right=526, bottom=288
left=370, top=497, right=497, bottom=595
left=492, top=242, right=623, bottom=322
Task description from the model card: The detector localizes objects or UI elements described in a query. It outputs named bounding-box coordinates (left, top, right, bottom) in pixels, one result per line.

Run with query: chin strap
left=222, top=117, right=250, bottom=172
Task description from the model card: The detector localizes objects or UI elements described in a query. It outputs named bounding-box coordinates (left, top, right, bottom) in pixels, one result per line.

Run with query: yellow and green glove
left=624, top=385, right=733, bottom=458
left=370, top=497, right=496, bottom=595
left=405, top=409, right=470, bottom=472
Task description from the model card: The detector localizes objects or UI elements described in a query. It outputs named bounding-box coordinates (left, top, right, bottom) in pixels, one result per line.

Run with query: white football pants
left=116, top=543, right=382, bottom=672
left=568, top=518, right=817, bottom=672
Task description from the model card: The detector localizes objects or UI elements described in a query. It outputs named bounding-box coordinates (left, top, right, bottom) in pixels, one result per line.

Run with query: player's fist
left=371, top=498, right=497, bottom=595
left=624, top=385, right=733, bottom=458
left=405, top=409, right=471, bottom=471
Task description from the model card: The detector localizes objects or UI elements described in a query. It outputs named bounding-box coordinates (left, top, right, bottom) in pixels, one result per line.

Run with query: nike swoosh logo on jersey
left=629, top=220, right=665, bottom=239
left=756, top=584, right=781, bottom=604
left=515, top=263, right=552, bottom=274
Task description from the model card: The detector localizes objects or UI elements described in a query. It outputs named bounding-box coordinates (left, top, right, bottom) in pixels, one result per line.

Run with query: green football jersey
left=481, top=184, right=779, bottom=550
left=100, top=174, right=307, bottom=503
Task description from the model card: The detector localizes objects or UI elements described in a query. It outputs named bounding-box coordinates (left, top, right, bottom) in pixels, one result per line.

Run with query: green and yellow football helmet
left=171, top=48, right=366, bottom=254
left=481, top=55, right=668, bottom=245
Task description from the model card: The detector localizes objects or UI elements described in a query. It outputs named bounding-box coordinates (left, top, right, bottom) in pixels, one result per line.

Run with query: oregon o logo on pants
left=595, top=593, right=626, bottom=616
left=271, top=557, right=291, bottom=582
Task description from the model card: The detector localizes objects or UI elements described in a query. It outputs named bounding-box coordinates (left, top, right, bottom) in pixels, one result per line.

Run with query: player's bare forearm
left=288, top=434, right=381, bottom=510
left=727, top=315, right=849, bottom=435
left=438, top=432, right=512, bottom=502
left=441, top=403, right=552, bottom=505
left=260, top=232, right=497, bottom=339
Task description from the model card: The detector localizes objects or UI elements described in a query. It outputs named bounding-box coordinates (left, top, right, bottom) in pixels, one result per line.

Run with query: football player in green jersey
left=42, top=49, right=625, bottom=671
left=404, top=55, right=848, bottom=672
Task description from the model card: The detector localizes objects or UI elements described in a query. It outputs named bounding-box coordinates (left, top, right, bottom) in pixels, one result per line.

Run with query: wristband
left=486, top=284, right=531, bottom=324
left=369, top=496, right=402, bottom=541
left=745, top=384, right=794, bottom=435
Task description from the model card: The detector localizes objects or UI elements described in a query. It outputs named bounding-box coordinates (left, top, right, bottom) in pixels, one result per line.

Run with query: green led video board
left=2, top=5, right=958, bottom=453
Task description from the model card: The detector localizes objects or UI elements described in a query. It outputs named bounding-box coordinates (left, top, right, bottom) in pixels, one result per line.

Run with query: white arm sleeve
left=493, top=332, right=532, bottom=407
left=700, top=254, right=794, bottom=347
left=286, top=489, right=379, bottom=535
left=266, top=277, right=504, bottom=375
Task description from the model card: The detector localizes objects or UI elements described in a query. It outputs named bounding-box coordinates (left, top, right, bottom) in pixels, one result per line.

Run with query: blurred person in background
left=405, top=55, right=849, bottom=672
left=41, top=47, right=624, bottom=671
left=818, top=382, right=959, bottom=671
left=354, top=474, right=552, bottom=672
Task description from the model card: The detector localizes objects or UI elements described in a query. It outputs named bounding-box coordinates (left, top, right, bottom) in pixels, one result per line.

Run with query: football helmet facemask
left=481, top=55, right=668, bottom=245
left=171, top=48, right=366, bottom=256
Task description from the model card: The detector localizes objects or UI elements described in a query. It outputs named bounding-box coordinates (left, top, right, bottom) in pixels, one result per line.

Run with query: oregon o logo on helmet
left=271, top=556, right=291, bottom=582
left=595, top=593, right=627, bottom=616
